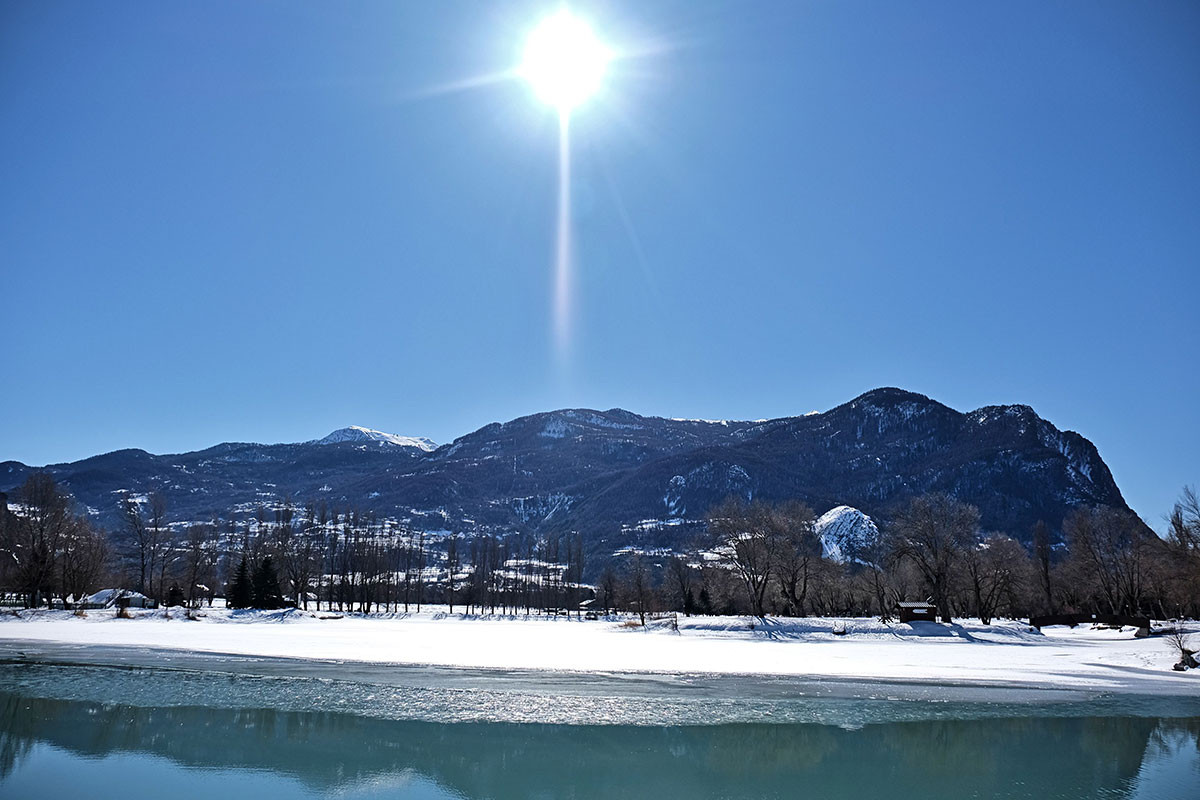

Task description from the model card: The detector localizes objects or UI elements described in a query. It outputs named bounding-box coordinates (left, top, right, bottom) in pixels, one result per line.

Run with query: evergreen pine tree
left=252, top=555, right=285, bottom=610
left=227, top=555, right=253, bottom=609
left=698, top=586, right=713, bottom=616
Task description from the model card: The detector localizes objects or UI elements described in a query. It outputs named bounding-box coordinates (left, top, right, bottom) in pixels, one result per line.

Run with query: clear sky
left=1, top=2, right=1197, bottom=529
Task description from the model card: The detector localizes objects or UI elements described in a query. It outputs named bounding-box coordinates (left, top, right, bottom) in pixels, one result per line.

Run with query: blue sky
left=1, top=1, right=1197, bottom=528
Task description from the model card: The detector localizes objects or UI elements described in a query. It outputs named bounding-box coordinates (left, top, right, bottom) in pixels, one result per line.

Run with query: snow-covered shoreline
left=1, top=607, right=1194, bottom=695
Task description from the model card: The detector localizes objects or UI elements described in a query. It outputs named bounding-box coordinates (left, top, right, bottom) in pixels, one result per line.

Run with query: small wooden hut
left=897, top=601, right=938, bottom=623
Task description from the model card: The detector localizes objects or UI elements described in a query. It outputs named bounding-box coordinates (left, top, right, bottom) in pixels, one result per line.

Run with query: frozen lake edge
left=1, top=608, right=1196, bottom=713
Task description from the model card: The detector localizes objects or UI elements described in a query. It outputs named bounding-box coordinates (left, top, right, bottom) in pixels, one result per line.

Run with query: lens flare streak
left=554, top=112, right=572, bottom=362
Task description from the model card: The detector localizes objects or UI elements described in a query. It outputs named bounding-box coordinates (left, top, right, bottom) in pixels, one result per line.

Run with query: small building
left=82, top=589, right=155, bottom=610
left=897, top=601, right=938, bottom=623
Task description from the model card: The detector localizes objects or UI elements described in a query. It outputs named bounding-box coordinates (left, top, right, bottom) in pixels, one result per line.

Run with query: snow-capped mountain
left=0, top=389, right=1133, bottom=550
left=814, top=505, right=880, bottom=565
left=314, top=426, right=436, bottom=452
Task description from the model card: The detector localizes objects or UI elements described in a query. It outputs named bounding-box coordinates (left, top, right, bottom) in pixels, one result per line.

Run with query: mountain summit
left=314, top=426, right=436, bottom=452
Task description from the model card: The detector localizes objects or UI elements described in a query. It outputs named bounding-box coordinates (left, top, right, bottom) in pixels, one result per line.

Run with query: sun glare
left=520, top=10, right=611, bottom=113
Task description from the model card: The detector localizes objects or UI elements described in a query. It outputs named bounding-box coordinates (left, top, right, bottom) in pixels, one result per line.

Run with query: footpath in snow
left=0, top=607, right=1194, bottom=695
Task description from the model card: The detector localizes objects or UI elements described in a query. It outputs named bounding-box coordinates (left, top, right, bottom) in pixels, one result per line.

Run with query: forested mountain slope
left=0, top=389, right=1129, bottom=545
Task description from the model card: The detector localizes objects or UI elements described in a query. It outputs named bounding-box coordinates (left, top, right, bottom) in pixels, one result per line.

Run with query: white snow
left=314, top=426, right=436, bottom=451
left=814, top=505, right=879, bottom=565
left=0, top=608, right=1192, bottom=694
left=539, top=419, right=570, bottom=438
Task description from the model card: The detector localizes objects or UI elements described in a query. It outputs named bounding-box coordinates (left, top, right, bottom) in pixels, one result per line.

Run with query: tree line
left=613, top=490, right=1200, bottom=622
left=0, top=474, right=590, bottom=615
left=2, top=472, right=1198, bottom=623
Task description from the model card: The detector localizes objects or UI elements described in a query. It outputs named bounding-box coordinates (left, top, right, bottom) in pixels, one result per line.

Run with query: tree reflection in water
left=3, top=691, right=1198, bottom=799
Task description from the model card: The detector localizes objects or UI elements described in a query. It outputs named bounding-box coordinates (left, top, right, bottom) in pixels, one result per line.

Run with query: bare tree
left=666, top=555, right=696, bottom=615
left=772, top=501, right=819, bottom=617
left=446, top=535, right=460, bottom=614
left=1032, top=520, right=1056, bottom=614
left=963, top=534, right=1026, bottom=624
left=415, top=530, right=426, bottom=612
left=271, top=502, right=315, bottom=608
left=148, top=492, right=171, bottom=601
left=59, top=518, right=110, bottom=607
left=401, top=527, right=414, bottom=612
left=122, top=491, right=170, bottom=600
left=861, top=535, right=896, bottom=622
left=707, top=498, right=777, bottom=619
left=293, top=507, right=317, bottom=610
left=888, top=494, right=980, bottom=623
left=4, top=474, right=72, bottom=607
left=0, top=476, right=109, bottom=609
left=1168, top=486, right=1200, bottom=550
left=1063, top=505, right=1157, bottom=615
left=599, top=565, right=618, bottom=615
left=1165, top=486, right=1200, bottom=618
left=625, top=555, right=652, bottom=625
left=181, top=524, right=218, bottom=608
left=566, top=533, right=585, bottom=618
left=121, top=496, right=148, bottom=594
left=0, top=493, right=11, bottom=593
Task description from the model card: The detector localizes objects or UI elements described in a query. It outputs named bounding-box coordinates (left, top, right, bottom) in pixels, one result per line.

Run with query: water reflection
left=3, top=691, right=1198, bottom=799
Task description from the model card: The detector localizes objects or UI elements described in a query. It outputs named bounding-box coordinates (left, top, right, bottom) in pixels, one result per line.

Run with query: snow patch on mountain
left=815, top=505, right=880, bottom=565
left=540, top=419, right=570, bottom=439
left=563, top=410, right=644, bottom=430
left=664, top=475, right=688, bottom=516
left=510, top=493, right=574, bottom=522
left=315, top=426, right=436, bottom=451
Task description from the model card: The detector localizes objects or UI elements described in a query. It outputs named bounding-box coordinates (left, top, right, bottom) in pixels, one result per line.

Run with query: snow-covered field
left=1, top=606, right=1194, bottom=695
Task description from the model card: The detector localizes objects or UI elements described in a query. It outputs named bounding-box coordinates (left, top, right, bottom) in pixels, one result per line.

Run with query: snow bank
left=0, top=608, right=1193, bottom=694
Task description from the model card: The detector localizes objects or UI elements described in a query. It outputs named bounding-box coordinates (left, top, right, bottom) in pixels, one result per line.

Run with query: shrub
left=1166, top=625, right=1198, bottom=670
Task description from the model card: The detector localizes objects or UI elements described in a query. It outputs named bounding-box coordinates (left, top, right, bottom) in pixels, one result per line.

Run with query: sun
left=519, top=10, right=611, bottom=113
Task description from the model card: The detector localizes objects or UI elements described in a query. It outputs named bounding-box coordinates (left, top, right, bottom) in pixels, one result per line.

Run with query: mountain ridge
left=0, top=388, right=1129, bottom=547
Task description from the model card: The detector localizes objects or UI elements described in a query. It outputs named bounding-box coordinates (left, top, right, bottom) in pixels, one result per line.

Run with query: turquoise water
left=1, top=648, right=1197, bottom=799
